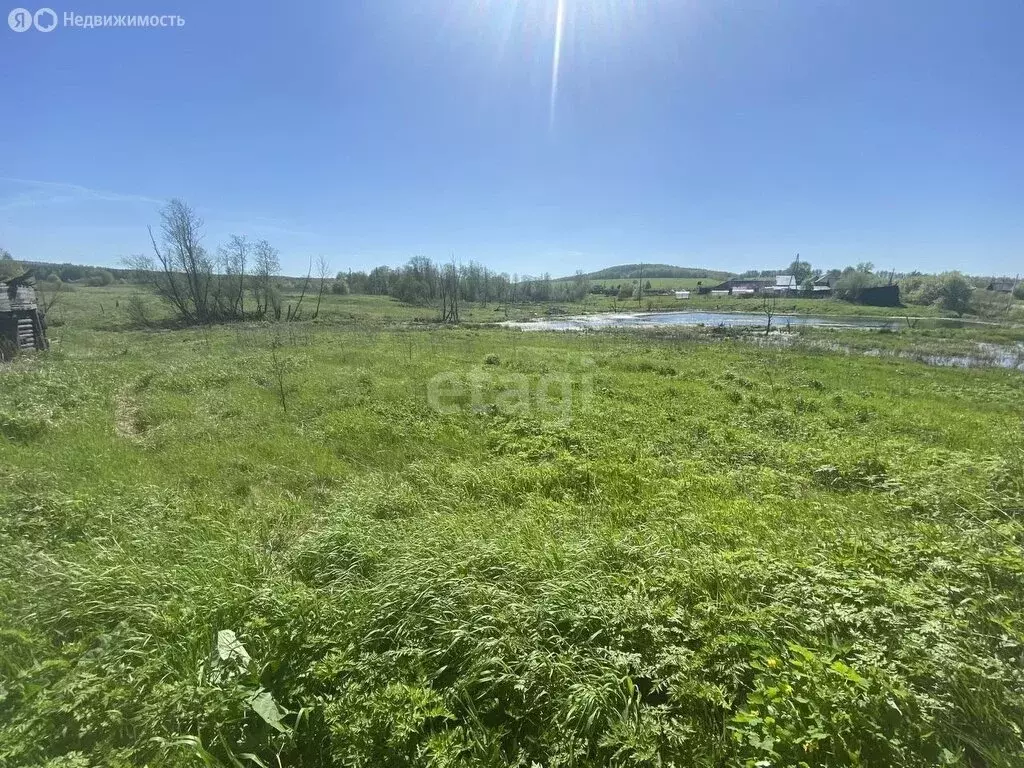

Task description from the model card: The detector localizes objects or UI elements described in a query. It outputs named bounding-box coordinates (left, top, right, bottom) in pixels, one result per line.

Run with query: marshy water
left=751, top=335, right=1024, bottom=371
left=506, top=311, right=1024, bottom=371
left=507, top=310, right=984, bottom=332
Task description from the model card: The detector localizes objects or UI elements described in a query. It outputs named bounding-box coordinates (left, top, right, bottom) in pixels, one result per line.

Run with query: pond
left=504, top=311, right=1024, bottom=370
left=505, top=310, right=984, bottom=332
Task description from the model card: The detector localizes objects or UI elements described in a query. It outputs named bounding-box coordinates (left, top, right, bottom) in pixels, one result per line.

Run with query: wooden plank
left=3, top=303, right=47, bottom=352
left=0, top=283, right=39, bottom=313
left=16, top=317, right=35, bottom=349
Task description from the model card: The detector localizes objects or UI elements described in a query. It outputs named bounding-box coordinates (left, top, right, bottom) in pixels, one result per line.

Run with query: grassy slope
left=567, top=265, right=733, bottom=282
left=568, top=277, right=717, bottom=290
left=1, top=291, right=1023, bottom=766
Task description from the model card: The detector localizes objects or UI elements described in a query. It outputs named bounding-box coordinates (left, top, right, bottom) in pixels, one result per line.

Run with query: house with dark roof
left=987, top=279, right=1017, bottom=294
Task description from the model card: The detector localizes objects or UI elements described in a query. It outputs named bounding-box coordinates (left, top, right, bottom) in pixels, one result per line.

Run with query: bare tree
left=286, top=258, right=313, bottom=322
left=438, top=257, right=460, bottom=323
left=126, top=199, right=213, bottom=323
left=312, top=255, right=330, bottom=320
left=35, top=278, right=64, bottom=315
left=251, top=239, right=281, bottom=320
left=218, top=234, right=250, bottom=318
left=762, top=291, right=779, bottom=336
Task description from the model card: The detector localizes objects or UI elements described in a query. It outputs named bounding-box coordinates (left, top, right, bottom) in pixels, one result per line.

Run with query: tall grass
left=1, top=318, right=1022, bottom=766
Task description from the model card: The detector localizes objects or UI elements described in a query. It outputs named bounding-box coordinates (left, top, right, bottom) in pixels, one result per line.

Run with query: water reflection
left=506, top=311, right=984, bottom=332
left=504, top=312, right=1022, bottom=370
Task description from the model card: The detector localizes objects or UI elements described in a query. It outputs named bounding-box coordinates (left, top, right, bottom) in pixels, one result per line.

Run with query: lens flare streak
left=549, top=0, right=567, bottom=129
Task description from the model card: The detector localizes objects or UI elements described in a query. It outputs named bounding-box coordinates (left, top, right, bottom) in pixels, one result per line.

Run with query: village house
left=811, top=274, right=836, bottom=294
left=707, top=275, right=800, bottom=296
left=770, top=275, right=800, bottom=292
left=987, top=279, right=1017, bottom=294
left=706, top=277, right=772, bottom=295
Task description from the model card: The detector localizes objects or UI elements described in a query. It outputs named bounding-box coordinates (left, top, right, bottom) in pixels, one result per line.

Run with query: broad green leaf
left=216, top=629, right=251, bottom=665
left=248, top=689, right=288, bottom=733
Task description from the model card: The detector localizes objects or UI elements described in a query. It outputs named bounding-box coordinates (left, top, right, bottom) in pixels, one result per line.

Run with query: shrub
left=86, top=269, right=115, bottom=287
left=0, top=250, right=24, bottom=280
left=125, top=294, right=152, bottom=327
left=936, top=272, right=973, bottom=316
left=833, top=270, right=882, bottom=302
left=902, top=275, right=943, bottom=306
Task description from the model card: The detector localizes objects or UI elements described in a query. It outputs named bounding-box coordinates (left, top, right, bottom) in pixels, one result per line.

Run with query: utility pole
left=638, top=262, right=644, bottom=307
left=1007, top=274, right=1020, bottom=316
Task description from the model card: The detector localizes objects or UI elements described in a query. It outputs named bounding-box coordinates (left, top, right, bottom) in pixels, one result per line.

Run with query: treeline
left=125, top=200, right=331, bottom=325
left=26, top=262, right=124, bottom=286
left=1, top=252, right=121, bottom=286
left=123, top=200, right=595, bottom=326
left=7, top=210, right=1019, bottom=324
left=827, top=265, right=978, bottom=315
left=337, top=261, right=592, bottom=306
left=766, top=258, right=983, bottom=315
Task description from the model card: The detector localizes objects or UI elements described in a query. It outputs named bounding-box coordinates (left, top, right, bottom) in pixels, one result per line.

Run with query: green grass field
left=42, top=281, right=1024, bottom=338
left=2, top=288, right=1023, bottom=767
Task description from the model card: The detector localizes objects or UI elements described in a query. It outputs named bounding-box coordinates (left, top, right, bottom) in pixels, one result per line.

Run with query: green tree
left=0, top=249, right=24, bottom=281
left=788, top=257, right=813, bottom=284
left=87, top=269, right=115, bottom=286
left=833, top=270, right=880, bottom=302
left=1013, top=282, right=1024, bottom=301
left=937, top=272, right=973, bottom=316
left=901, top=275, right=942, bottom=306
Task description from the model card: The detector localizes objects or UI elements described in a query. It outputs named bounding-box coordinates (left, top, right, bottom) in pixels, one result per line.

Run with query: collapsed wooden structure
left=0, top=279, right=49, bottom=358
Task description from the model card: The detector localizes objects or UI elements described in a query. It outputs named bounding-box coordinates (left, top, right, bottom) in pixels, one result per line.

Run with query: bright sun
left=456, top=0, right=654, bottom=127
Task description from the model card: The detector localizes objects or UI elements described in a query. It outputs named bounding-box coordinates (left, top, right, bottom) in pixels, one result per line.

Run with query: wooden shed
left=0, top=280, right=49, bottom=358
left=987, top=279, right=1017, bottom=294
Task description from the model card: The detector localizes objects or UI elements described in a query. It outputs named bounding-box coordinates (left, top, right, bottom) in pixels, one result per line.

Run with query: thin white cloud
left=0, top=177, right=163, bottom=212
left=209, top=215, right=320, bottom=241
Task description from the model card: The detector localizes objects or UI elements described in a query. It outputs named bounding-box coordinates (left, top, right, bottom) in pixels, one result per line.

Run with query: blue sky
left=2, top=0, right=1022, bottom=277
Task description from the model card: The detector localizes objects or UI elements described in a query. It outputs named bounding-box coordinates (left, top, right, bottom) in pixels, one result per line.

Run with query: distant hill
left=565, top=264, right=734, bottom=282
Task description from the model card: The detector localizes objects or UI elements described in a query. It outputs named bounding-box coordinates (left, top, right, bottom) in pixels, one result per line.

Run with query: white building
left=772, top=275, right=799, bottom=292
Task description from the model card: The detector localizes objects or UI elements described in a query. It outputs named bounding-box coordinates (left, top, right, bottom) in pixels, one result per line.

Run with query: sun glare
left=549, top=0, right=567, bottom=128
left=459, top=0, right=654, bottom=129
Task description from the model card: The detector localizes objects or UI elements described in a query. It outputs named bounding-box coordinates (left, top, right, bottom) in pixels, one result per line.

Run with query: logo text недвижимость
left=8, top=8, right=184, bottom=32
